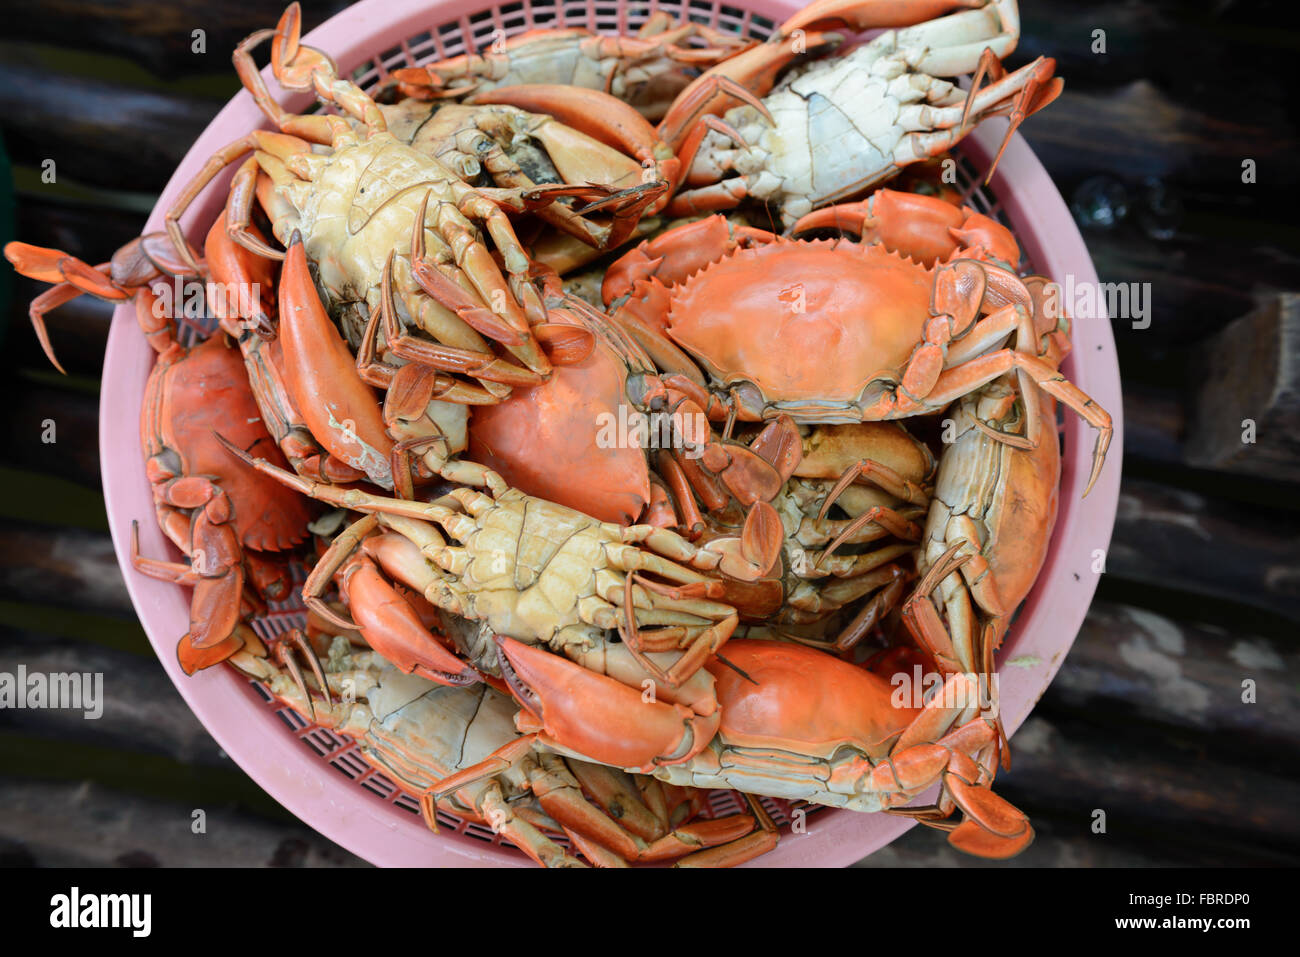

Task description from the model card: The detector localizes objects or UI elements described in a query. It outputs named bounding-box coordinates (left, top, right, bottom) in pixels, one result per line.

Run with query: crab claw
left=495, top=636, right=719, bottom=772
left=778, top=0, right=984, bottom=36
left=793, top=189, right=1021, bottom=269
left=345, top=559, right=482, bottom=688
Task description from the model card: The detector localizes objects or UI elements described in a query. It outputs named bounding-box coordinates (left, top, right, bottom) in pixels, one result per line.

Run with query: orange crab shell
left=664, top=239, right=935, bottom=404
left=143, top=335, right=314, bottom=551
left=468, top=315, right=651, bottom=526
left=703, top=640, right=920, bottom=760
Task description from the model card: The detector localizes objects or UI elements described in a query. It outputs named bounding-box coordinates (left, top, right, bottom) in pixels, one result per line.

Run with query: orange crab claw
left=495, top=636, right=719, bottom=772
left=343, top=559, right=481, bottom=687
left=793, top=189, right=1021, bottom=269
left=178, top=630, right=248, bottom=676
left=277, top=231, right=395, bottom=487
left=778, top=0, right=984, bottom=36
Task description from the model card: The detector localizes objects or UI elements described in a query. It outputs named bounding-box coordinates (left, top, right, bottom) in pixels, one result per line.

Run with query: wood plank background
left=0, top=0, right=1296, bottom=868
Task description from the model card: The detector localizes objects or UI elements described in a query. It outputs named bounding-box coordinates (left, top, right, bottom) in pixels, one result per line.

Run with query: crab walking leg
left=900, top=541, right=982, bottom=675
left=523, top=753, right=763, bottom=864
left=784, top=564, right=910, bottom=623
left=376, top=252, right=545, bottom=396
left=476, top=778, right=587, bottom=868
left=893, top=56, right=1062, bottom=182
left=562, top=760, right=669, bottom=843
left=357, top=295, right=506, bottom=403
left=672, top=796, right=781, bottom=868
left=5, top=233, right=202, bottom=372
left=885, top=345, right=1113, bottom=495
left=129, top=513, right=245, bottom=669
left=830, top=574, right=911, bottom=651
left=412, top=190, right=553, bottom=378
left=656, top=35, right=814, bottom=153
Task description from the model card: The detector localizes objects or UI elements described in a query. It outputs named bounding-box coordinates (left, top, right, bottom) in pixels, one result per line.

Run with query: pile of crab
left=6, top=0, right=1112, bottom=867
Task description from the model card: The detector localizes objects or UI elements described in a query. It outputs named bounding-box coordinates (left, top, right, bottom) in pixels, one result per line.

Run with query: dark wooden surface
left=1, top=0, right=1297, bottom=868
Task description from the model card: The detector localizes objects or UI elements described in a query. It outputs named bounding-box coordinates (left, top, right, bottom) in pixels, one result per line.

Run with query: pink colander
left=99, top=0, right=1123, bottom=866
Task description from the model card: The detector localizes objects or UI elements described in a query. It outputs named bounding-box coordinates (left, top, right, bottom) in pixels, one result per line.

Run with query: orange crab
left=483, top=635, right=1032, bottom=859
left=602, top=190, right=1112, bottom=494
left=4, top=233, right=316, bottom=674
left=466, top=263, right=796, bottom=534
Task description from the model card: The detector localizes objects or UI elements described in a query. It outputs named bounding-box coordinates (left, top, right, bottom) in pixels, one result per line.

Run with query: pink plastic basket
left=99, top=0, right=1123, bottom=867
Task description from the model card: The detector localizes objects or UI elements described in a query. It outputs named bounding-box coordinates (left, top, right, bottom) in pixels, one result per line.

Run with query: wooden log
left=0, top=381, right=101, bottom=489
left=1107, top=478, right=1300, bottom=622
left=1047, top=601, right=1300, bottom=760
left=1020, top=82, right=1298, bottom=191
left=1121, top=385, right=1185, bottom=466
left=988, top=715, right=1300, bottom=862
left=1074, top=229, right=1300, bottom=352
left=15, top=195, right=148, bottom=258
left=5, top=0, right=349, bottom=80
left=0, top=523, right=131, bottom=617
left=1184, top=293, right=1300, bottom=481
left=0, top=628, right=222, bottom=766
left=0, top=60, right=221, bottom=192
left=0, top=778, right=367, bottom=867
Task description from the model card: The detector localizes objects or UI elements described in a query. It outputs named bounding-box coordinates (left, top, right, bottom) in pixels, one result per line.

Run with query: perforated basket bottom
left=171, top=0, right=1046, bottom=865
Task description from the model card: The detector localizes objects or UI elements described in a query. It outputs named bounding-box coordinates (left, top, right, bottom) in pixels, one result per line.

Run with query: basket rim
left=99, top=0, right=1124, bottom=868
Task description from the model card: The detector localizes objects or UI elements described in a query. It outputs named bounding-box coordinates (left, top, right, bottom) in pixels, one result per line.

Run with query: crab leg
left=657, top=35, right=827, bottom=153
left=525, top=753, right=760, bottom=865
left=302, top=515, right=480, bottom=687
left=5, top=234, right=198, bottom=369
left=130, top=506, right=248, bottom=675
left=384, top=247, right=547, bottom=390
left=477, top=779, right=586, bottom=868
left=793, top=188, right=1022, bottom=269
left=878, top=342, right=1112, bottom=495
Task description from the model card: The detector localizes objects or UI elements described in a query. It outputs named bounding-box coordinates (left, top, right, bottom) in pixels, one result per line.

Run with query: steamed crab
left=238, top=632, right=775, bottom=867
left=221, top=443, right=760, bottom=690
left=488, top=635, right=1033, bottom=859
left=602, top=191, right=1112, bottom=495
left=386, top=14, right=758, bottom=121
left=166, top=2, right=628, bottom=412
left=666, top=0, right=1062, bottom=225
